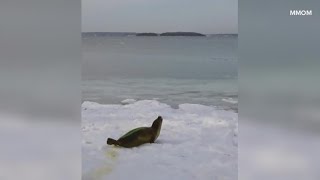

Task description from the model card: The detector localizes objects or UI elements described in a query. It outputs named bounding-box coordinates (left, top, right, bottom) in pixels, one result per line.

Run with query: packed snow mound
left=120, top=98, right=137, bottom=105
left=82, top=100, right=238, bottom=180
left=222, top=98, right=238, bottom=104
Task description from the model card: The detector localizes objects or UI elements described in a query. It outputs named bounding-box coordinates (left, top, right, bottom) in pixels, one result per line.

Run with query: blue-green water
left=82, top=35, right=237, bottom=111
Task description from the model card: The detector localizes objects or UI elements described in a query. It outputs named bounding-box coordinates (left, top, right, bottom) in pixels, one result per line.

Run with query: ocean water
left=82, top=35, right=237, bottom=111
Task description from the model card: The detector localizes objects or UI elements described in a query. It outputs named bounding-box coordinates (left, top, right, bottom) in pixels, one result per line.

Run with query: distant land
left=136, top=33, right=159, bottom=36
left=160, top=32, right=205, bottom=36
left=136, top=32, right=206, bottom=36
left=82, top=32, right=238, bottom=37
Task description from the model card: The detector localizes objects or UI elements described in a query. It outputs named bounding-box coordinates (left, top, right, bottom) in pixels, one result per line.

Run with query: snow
left=82, top=100, right=238, bottom=180
left=222, top=98, right=238, bottom=104
left=120, top=99, right=137, bottom=105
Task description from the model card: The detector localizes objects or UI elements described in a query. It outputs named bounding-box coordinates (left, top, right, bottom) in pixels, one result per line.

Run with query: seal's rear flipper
left=107, top=138, right=119, bottom=146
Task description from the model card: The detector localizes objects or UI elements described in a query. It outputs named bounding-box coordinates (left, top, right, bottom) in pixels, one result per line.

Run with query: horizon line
left=82, top=32, right=238, bottom=35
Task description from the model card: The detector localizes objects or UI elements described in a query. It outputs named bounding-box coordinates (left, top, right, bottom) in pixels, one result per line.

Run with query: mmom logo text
left=290, top=10, right=312, bottom=16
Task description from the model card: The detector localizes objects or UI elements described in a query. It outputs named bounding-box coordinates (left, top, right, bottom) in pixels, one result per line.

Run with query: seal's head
left=151, top=116, right=163, bottom=140
left=152, top=116, right=162, bottom=129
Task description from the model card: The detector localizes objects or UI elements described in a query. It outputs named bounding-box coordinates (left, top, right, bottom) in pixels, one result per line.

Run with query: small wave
left=168, top=90, right=201, bottom=96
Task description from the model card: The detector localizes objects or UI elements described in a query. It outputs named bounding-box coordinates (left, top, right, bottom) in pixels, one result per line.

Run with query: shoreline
left=81, top=99, right=238, bottom=113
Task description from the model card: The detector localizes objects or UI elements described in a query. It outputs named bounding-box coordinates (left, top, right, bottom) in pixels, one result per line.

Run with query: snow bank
left=82, top=100, right=238, bottom=180
left=120, top=98, right=136, bottom=105
left=222, top=98, right=238, bottom=104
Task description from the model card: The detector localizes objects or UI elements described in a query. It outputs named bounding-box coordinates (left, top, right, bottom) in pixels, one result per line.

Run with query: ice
left=82, top=100, right=238, bottom=180
left=120, top=99, right=136, bottom=105
left=222, top=98, right=238, bottom=104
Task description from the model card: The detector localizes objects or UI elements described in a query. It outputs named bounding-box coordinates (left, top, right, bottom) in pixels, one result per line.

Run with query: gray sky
left=82, top=0, right=238, bottom=34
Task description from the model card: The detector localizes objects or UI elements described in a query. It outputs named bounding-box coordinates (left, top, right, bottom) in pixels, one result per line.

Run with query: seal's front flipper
left=107, top=138, right=119, bottom=146
left=150, top=135, right=156, bottom=143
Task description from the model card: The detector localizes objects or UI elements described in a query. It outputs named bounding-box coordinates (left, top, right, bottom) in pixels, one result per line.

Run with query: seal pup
left=107, top=116, right=163, bottom=148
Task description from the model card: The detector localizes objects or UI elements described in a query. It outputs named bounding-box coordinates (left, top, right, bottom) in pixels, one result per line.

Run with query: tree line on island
left=82, top=32, right=238, bottom=37
left=136, top=32, right=206, bottom=36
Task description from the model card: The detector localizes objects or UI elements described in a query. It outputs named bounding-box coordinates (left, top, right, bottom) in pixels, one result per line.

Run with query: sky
left=82, top=0, right=238, bottom=34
